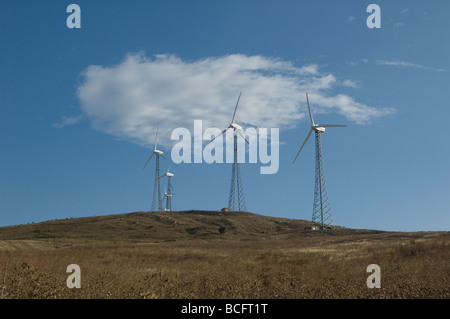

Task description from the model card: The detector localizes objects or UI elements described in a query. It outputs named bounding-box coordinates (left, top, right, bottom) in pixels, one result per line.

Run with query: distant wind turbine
left=159, top=163, right=175, bottom=211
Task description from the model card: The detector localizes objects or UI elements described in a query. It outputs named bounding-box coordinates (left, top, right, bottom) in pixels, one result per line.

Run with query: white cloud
left=400, top=9, right=409, bottom=14
left=342, top=79, right=358, bottom=88
left=347, top=16, right=355, bottom=22
left=52, top=115, right=83, bottom=128
left=394, top=22, right=405, bottom=28
left=76, top=53, right=395, bottom=148
left=309, top=94, right=394, bottom=124
left=376, top=59, right=446, bottom=72
left=346, top=58, right=369, bottom=66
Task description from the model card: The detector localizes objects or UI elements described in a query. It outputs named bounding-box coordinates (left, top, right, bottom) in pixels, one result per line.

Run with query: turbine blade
left=154, top=126, right=159, bottom=150
left=318, top=124, right=347, bottom=128
left=293, top=129, right=313, bottom=163
left=306, top=93, right=315, bottom=125
left=143, top=152, right=155, bottom=169
left=160, top=154, right=167, bottom=160
left=159, top=174, right=166, bottom=179
left=210, top=128, right=228, bottom=142
left=167, top=163, right=172, bottom=174
left=237, top=130, right=249, bottom=144
left=231, top=91, right=242, bottom=124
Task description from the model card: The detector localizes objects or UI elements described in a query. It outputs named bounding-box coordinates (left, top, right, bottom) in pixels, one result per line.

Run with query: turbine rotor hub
left=230, top=123, right=242, bottom=130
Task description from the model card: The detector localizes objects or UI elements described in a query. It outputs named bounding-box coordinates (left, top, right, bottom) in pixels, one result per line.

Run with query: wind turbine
left=159, top=163, right=174, bottom=211
left=293, top=93, right=346, bottom=230
left=161, top=189, right=173, bottom=212
left=143, top=126, right=166, bottom=211
left=210, top=91, right=248, bottom=211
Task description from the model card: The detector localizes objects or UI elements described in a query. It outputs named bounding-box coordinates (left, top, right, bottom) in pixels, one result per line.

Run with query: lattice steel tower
left=228, top=134, right=246, bottom=211
left=151, top=154, right=162, bottom=211
left=143, top=126, right=166, bottom=211
left=160, top=164, right=174, bottom=211
left=312, top=130, right=333, bottom=229
left=294, top=93, right=346, bottom=229
left=163, top=176, right=173, bottom=211
left=210, top=92, right=249, bottom=212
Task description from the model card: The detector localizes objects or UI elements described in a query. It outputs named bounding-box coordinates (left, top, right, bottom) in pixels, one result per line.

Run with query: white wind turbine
left=159, top=163, right=174, bottom=211
left=211, top=92, right=249, bottom=145
left=143, top=126, right=166, bottom=211
left=293, top=93, right=346, bottom=230
left=210, top=91, right=248, bottom=211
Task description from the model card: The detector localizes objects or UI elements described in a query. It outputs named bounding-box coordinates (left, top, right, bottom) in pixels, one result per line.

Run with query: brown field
left=0, top=211, right=449, bottom=299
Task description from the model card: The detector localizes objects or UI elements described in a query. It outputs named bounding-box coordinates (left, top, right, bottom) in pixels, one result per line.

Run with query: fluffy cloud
left=76, top=53, right=395, bottom=148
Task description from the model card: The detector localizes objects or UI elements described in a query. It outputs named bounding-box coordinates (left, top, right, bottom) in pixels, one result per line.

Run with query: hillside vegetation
left=0, top=210, right=448, bottom=299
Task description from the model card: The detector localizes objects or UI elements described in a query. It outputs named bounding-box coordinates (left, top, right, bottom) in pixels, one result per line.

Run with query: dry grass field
left=0, top=211, right=449, bottom=299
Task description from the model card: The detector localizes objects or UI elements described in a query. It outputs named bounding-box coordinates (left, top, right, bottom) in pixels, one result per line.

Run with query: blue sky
left=1, top=0, right=449, bottom=231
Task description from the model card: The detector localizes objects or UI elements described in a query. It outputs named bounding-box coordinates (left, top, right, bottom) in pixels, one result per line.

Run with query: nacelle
left=313, top=126, right=325, bottom=133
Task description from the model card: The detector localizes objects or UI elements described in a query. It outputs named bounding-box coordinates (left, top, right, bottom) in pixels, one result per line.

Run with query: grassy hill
left=0, top=210, right=378, bottom=243
left=0, top=210, right=449, bottom=299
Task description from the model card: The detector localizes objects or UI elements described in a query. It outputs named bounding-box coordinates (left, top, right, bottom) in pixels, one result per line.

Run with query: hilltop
left=0, top=210, right=379, bottom=243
